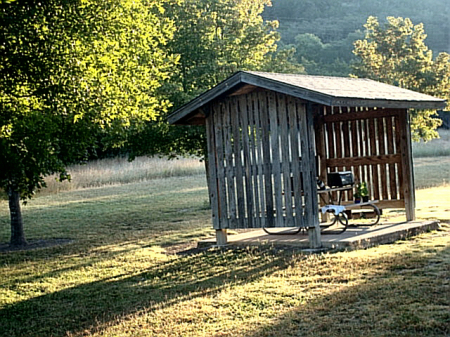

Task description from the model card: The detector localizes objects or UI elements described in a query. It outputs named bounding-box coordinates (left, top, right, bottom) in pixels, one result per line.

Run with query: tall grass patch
left=412, top=129, right=450, bottom=158
left=42, top=156, right=205, bottom=194
left=414, top=156, right=450, bottom=189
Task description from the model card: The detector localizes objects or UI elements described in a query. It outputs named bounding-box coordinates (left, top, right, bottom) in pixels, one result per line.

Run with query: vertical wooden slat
left=385, top=116, right=397, bottom=198
left=249, top=93, right=263, bottom=228
left=251, top=93, right=266, bottom=227
left=247, top=93, right=261, bottom=228
left=357, top=118, right=365, bottom=184
left=259, top=91, right=274, bottom=227
left=300, top=102, right=313, bottom=225
left=230, top=99, right=245, bottom=226
left=288, top=97, right=304, bottom=227
left=315, top=112, right=328, bottom=209
left=378, top=117, right=389, bottom=200
left=326, top=118, right=335, bottom=161
left=254, top=92, right=266, bottom=228
left=363, top=118, right=371, bottom=184
left=268, top=91, right=284, bottom=227
left=369, top=118, right=380, bottom=200
left=278, top=93, right=294, bottom=226
left=315, top=110, right=327, bottom=183
left=341, top=115, right=351, bottom=202
left=205, top=106, right=220, bottom=229
left=213, top=103, right=228, bottom=228
left=306, top=103, right=321, bottom=248
left=394, top=115, right=405, bottom=200
left=334, top=120, right=343, bottom=166
left=239, top=95, right=255, bottom=227
left=342, top=119, right=351, bottom=158
left=223, top=100, right=237, bottom=227
left=348, top=114, right=358, bottom=199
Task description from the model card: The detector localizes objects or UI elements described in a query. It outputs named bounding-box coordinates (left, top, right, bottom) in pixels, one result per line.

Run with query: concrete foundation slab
left=198, top=221, right=440, bottom=251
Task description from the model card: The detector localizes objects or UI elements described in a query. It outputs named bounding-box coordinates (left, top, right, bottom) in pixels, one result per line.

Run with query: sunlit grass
left=42, top=156, right=205, bottom=195
left=0, top=135, right=449, bottom=336
left=0, top=173, right=449, bottom=336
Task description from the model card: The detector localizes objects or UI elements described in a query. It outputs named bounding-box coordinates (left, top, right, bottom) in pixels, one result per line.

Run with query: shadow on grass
left=0, top=247, right=297, bottom=337
left=241, top=245, right=450, bottom=337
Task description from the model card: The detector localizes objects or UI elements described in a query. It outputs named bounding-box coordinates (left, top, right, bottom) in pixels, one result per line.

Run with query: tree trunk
left=8, top=186, right=27, bottom=247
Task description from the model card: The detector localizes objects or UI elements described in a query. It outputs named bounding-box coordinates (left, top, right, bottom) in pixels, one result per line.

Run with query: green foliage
left=263, top=0, right=449, bottom=77
left=292, top=32, right=359, bottom=76
left=131, top=0, right=280, bottom=159
left=352, top=16, right=450, bottom=141
left=0, top=0, right=177, bottom=199
left=264, top=0, right=449, bottom=55
left=260, top=47, right=305, bottom=74
left=166, top=0, right=279, bottom=104
left=355, top=182, right=369, bottom=198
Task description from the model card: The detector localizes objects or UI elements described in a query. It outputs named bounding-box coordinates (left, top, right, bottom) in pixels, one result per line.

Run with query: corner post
left=215, top=229, right=228, bottom=246
left=306, top=103, right=322, bottom=248
left=399, top=110, right=416, bottom=221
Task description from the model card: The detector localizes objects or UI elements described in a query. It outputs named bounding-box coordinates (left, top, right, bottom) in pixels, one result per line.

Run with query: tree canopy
left=129, top=0, right=280, bottom=160
left=352, top=16, right=450, bottom=141
left=0, top=0, right=177, bottom=245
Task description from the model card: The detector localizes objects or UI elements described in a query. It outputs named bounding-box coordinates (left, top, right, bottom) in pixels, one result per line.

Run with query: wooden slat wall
left=316, top=107, right=408, bottom=208
left=206, top=91, right=316, bottom=229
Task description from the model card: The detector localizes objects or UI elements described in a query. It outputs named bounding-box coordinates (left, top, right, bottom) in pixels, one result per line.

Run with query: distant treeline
left=263, top=0, right=449, bottom=76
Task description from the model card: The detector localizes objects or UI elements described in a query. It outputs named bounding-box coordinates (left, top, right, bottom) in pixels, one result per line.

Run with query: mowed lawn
left=0, top=155, right=449, bottom=336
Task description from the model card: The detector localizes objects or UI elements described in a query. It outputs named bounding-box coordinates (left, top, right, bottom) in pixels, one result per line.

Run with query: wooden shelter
left=168, top=71, right=446, bottom=248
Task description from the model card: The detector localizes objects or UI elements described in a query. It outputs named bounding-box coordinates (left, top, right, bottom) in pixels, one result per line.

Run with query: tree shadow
left=0, top=246, right=298, bottom=337
left=241, top=245, right=450, bottom=337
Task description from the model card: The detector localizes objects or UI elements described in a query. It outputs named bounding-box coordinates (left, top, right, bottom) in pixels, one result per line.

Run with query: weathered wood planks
left=205, top=90, right=413, bottom=231
left=316, top=107, right=409, bottom=210
left=205, top=91, right=316, bottom=229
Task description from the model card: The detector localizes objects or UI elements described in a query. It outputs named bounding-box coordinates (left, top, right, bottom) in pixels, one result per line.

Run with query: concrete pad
left=198, top=220, right=440, bottom=251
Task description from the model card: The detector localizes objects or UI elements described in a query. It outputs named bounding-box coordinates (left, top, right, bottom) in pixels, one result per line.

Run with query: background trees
left=0, top=0, right=176, bottom=246
left=352, top=16, right=450, bottom=141
left=263, top=0, right=449, bottom=76
left=129, top=0, right=280, bottom=160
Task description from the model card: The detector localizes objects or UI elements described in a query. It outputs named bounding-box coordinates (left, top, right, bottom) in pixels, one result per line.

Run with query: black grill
left=327, top=171, right=354, bottom=188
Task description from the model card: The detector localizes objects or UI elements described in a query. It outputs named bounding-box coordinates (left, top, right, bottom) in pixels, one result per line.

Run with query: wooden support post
left=399, top=110, right=416, bottom=221
left=307, top=103, right=322, bottom=249
left=215, top=229, right=228, bottom=246
left=308, top=225, right=322, bottom=249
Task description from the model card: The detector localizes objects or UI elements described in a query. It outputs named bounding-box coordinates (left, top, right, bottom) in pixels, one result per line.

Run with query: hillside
left=264, top=0, right=449, bottom=53
left=263, top=0, right=449, bottom=76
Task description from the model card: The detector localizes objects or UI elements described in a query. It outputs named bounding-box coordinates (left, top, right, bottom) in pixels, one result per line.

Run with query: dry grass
left=42, top=156, right=205, bottom=195
left=412, top=129, right=450, bottom=158
left=414, top=156, right=450, bottom=189
left=0, top=175, right=449, bottom=337
left=0, top=132, right=449, bottom=336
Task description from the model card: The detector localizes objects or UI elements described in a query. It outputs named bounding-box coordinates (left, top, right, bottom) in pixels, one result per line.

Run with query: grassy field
left=412, top=129, right=450, bottom=158
left=0, top=176, right=448, bottom=336
left=0, top=132, right=449, bottom=336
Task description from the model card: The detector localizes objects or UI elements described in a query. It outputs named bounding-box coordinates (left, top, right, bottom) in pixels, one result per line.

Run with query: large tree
left=352, top=16, right=450, bottom=141
left=130, top=0, right=280, bottom=161
left=0, top=0, right=177, bottom=246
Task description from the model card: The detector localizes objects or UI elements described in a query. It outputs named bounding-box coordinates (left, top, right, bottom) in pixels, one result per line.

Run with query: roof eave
left=168, top=71, right=447, bottom=124
left=168, top=72, right=244, bottom=125
left=330, top=98, right=447, bottom=110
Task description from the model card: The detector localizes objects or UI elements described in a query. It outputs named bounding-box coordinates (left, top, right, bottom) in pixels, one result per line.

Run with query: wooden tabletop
left=316, top=186, right=352, bottom=194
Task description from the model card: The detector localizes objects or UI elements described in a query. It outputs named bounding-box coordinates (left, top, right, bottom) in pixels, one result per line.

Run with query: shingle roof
left=247, top=71, right=444, bottom=102
left=168, top=71, right=447, bottom=125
